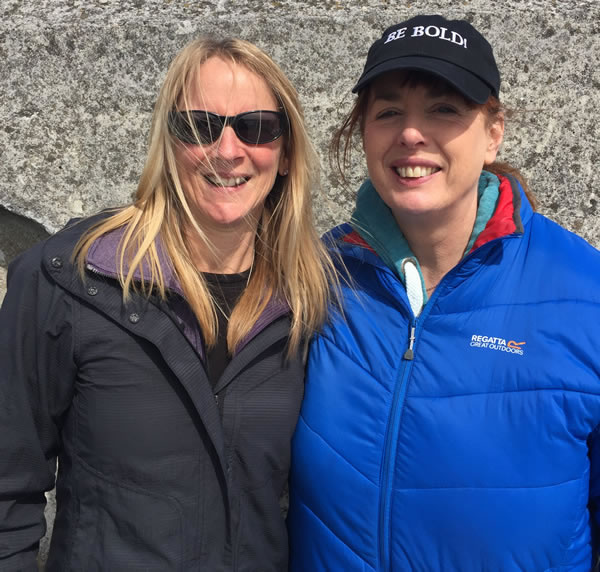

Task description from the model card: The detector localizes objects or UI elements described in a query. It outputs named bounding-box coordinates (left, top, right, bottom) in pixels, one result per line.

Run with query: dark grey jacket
left=0, top=218, right=304, bottom=571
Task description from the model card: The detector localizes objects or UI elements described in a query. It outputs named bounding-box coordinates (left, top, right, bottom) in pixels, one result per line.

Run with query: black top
left=203, top=269, right=250, bottom=388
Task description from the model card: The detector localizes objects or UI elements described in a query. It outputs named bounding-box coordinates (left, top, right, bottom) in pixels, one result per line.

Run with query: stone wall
left=1, top=0, right=599, bottom=565
left=2, top=1, right=600, bottom=301
left=0, top=208, right=50, bottom=289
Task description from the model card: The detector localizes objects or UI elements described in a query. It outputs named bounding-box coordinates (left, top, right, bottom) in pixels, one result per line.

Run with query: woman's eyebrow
left=426, top=85, right=455, bottom=98
left=370, top=89, right=402, bottom=103
left=371, top=85, right=454, bottom=103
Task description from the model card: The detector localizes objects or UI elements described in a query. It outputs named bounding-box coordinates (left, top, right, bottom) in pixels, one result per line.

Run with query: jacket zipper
left=86, top=263, right=118, bottom=280
left=86, top=263, right=104, bottom=275
left=403, top=325, right=416, bottom=360
left=378, top=315, right=416, bottom=571
left=376, top=232, right=522, bottom=570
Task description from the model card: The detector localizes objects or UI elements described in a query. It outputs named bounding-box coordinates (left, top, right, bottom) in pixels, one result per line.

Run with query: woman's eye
left=433, top=105, right=458, bottom=114
left=376, top=109, right=400, bottom=119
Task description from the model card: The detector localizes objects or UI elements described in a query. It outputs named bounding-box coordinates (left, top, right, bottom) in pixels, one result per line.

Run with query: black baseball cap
left=352, top=15, right=500, bottom=103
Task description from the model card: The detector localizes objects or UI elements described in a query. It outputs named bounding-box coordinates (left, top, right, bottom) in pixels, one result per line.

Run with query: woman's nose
left=396, top=118, right=427, bottom=148
left=215, top=125, right=244, bottom=158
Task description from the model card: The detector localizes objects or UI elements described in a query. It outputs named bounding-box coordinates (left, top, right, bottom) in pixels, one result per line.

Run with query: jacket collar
left=345, top=171, right=523, bottom=304
left=86, top=225, right=289, bottom=356
left=86, top=226, right=184, bottom=296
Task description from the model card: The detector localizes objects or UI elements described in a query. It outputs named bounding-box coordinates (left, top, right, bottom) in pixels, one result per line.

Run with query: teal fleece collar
left=349, top=171, right=500, bottom=302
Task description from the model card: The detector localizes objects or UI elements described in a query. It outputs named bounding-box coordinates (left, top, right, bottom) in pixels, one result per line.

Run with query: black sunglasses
left=168, top=109, right=287, bottom=145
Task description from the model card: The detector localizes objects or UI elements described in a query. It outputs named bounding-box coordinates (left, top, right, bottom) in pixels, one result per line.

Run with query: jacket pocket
left=67, top=458, right=184, bottom=571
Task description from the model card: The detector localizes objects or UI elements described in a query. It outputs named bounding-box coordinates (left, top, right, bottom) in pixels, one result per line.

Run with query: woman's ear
left=278, top=154, right=289, bottom=176
left=484, top=114, right=505, bottom=165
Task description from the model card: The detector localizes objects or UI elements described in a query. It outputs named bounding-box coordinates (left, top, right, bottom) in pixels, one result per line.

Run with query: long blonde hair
left=74, top=37, right=338, bottom=356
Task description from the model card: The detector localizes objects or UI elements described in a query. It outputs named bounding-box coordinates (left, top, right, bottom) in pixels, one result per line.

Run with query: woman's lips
left=391, top=165, right=441, bottom=186
left=203, top=174, right=249, bottom=187
left=393, top=165, right=441, bottom=178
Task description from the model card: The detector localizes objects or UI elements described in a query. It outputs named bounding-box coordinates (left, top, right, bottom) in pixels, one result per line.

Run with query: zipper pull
left=403, top=326, right=416, bottom=360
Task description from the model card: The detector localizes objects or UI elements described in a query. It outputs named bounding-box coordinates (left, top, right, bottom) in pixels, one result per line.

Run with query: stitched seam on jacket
left=300, top=501, right=373, bottom=570
left=297, top=416, right=376, bottom=486
left=392, top=475, right=584, bottom=491
left=408, top=387, right=600, bottom=399
left=310, top=338, right=394, bottom=397
left=430, top=298, right=600, bottom=316
left=65, top=298, right=82, bottom=571
left=74, top=453, right=185, bottom=510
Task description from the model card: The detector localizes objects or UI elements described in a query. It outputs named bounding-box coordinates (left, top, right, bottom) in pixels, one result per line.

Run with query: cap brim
left=352, top=56, right=492, bottom=104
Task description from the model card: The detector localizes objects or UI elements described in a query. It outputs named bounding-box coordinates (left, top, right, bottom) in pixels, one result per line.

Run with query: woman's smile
left=174, top=56, right=287, bottom=230
left=201, top=173, right=250, bottom=188
left=362, top=72, right=503, bottom=225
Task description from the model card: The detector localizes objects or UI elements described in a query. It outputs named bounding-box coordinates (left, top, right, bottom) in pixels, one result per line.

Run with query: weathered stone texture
left=1, top=2, right=599, bottom=287
left=0, top=208, right=50, bottom=296
left=1, top=0, right=599, bottom=564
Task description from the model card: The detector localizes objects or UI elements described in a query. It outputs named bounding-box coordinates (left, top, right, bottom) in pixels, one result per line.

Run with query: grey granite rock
left=1, top=0, right=599, bottom=253
left=0, top=267, right=6, bottom=299
left=1, top=0, right=599, bottom=566
left=0, top=208, right=50, bottom=299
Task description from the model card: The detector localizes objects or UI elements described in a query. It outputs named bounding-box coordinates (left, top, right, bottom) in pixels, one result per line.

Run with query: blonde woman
left=0, top=38, right=335, bottom=570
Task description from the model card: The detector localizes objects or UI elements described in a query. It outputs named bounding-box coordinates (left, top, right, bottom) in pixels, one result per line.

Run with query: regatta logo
left=470, top=335, right=526, bottom=356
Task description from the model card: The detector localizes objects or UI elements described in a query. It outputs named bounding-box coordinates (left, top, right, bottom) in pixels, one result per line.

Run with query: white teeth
left=394, top=166, right=439, bottom=178
left=204, top=175, right=248, bottom=187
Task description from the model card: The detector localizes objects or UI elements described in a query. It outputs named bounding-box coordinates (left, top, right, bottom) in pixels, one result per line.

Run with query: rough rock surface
left=0, top=207, right=50, bottom=293
left=1, top=0, right=599, bottom=566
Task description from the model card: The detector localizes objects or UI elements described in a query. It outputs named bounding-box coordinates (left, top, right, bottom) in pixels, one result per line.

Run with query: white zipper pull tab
left=403, top=326, right=416, bottom=360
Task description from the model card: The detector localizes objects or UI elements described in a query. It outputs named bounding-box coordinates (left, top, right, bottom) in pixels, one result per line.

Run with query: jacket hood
left=336, top=172, right=527, bottom=281
left=327, top=172, right=527, bottom=315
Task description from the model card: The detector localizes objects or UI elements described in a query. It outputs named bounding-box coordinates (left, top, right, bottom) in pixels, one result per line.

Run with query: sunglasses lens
left=169, top=111, right=285, bottom=145
left=169, top=112, right=222, bottom=144
left=235, top=111, right=284, bottom=144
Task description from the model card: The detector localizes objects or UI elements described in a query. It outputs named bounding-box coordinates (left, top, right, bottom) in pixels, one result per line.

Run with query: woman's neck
left=185, top=223, right=256, bottom=274
left=396, top=199, right=478, bottom=291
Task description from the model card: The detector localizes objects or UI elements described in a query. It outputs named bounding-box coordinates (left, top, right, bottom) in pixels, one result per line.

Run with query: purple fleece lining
left=237, top=298, right=290, bottom=353
left=86, top=227, right=290, bottom=357
left=86, top=227, right=183, bottom=295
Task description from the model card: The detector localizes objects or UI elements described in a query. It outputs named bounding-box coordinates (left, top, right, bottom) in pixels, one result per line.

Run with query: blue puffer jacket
left=289, top=174, right=600, bottom=571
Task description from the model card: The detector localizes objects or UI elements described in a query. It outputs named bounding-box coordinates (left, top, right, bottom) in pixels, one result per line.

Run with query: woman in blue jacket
left=289, top=14, right=600, bottom=571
